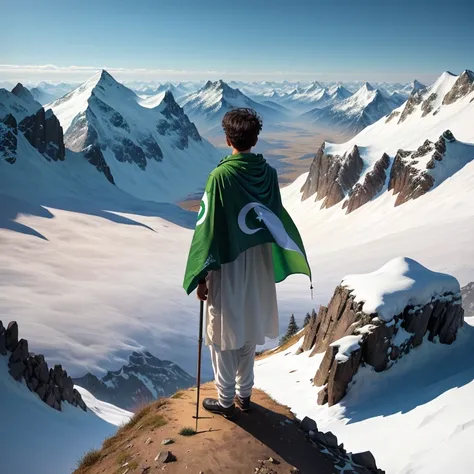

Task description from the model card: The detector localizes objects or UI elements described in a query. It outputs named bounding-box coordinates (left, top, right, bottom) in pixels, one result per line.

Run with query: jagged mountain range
left=1, top=72, right=220, bottom=203
left=299, top=70, right=474, bottom=213
left=73, top=350, right=195, bottom=410
left=179, top=79, right=287, bottom=133
left=303, top=82, right=399, bottom=133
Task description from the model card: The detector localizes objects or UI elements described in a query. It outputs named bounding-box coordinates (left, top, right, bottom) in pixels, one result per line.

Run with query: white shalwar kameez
left=205, top=243, right=279, bottom=407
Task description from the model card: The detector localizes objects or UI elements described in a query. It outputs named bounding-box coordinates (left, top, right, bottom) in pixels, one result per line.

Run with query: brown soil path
left=77, top=384, right=336, bottom=474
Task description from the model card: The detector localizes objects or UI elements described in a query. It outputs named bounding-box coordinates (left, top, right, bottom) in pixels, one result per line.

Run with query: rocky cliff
left=0, top=320, right=87, bottom=412
left=73, top=350, right=195, bottom=410
left=1, top=83, right=66, bottom=163
left=298, top=258, right=464, bottom=406
left=300, top=144, right=363, bottom=209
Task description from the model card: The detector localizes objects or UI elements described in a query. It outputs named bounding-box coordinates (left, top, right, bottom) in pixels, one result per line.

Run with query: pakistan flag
left=183, top=153, right=311, bottom=295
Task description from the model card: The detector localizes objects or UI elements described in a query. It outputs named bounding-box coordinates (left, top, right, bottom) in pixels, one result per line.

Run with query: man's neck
left=232, top=148, right=252, bottom=155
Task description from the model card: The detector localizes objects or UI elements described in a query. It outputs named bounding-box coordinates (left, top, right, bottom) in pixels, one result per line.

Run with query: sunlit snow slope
left=48, top=70, right=220, bottom=203
left=255, top=71, right=474, bottom=474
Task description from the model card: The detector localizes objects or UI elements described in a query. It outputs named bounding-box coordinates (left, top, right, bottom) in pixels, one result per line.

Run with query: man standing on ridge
left=183, top=108, right=311, bottom=419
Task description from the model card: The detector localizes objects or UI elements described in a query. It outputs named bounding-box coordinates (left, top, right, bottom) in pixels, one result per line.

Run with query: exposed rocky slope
left=298, top=258, right=463, bottom=406
left=0, top=83, right=65, bottom=164
left=300, top=70, right=474, bottom=213
left=461, top=282, right=474, bottom=316
left=73, top=351, right=194, bottom=410
left=0, top=320, right=87, bottom=411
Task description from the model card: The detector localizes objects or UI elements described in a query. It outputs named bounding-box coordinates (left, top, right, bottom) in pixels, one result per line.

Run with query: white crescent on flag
left=237, top=202, right=304, bottom=257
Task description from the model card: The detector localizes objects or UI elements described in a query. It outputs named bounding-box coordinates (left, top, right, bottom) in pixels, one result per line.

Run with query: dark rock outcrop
left=398, top=90, right=424, bottom=123
left=0, top=321, right=87, bottom=412
left=83, top=144, right=115, bottom=184
left=18, top=108, right=66, bottom=161
left=9, top=83, right=66, bottom=162
left=300, top=144, right=363, bottom=209
left=343, top=153, right=390, bottom=213
left=5, top=321, right=19, bottom=351
left=158, top=91, right=202, bottom=150
left=0, top=114, right=18, bottom=164
left=442, top=70, right=474, bottom=105
left=388, top=131, right=454, bottom=206
left=300, top=278, right=464, bottom=406
left=299, top=415, right=385, bottom=473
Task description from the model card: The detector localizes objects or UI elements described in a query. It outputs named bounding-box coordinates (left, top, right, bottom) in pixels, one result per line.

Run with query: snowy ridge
left=179, top=79, right=286, bottom=132
left=303, top=82, right=395, bottom=133
left=341, top=257, right=461, bottom=321
left=47, top=70, right=220, bottom=203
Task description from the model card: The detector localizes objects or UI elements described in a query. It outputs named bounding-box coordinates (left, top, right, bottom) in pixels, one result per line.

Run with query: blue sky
left=0, top=0, right=473, bottom=84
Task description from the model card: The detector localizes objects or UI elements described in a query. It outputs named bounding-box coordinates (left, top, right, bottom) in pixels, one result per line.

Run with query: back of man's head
left=222, top=108, right=263, bottom=152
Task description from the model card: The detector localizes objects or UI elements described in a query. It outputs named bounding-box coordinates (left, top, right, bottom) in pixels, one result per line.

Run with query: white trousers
left=209, top=341, right=257, bottom=408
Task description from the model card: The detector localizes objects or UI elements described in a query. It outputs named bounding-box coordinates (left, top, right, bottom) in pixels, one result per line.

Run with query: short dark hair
left=222, top=108, right=263, bottom=151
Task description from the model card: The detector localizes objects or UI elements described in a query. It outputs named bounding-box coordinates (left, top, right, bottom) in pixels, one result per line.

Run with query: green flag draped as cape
left=183, top=153, right=311, bottom=295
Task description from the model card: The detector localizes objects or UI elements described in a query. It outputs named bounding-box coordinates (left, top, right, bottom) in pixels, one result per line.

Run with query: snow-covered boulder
left=300, top=257, right=464, bottom=406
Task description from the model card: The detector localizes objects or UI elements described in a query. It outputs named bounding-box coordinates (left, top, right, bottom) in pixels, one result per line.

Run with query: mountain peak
left=362, top=82, right=375, bottom=91
left=11, top=83, right=35, bottom=103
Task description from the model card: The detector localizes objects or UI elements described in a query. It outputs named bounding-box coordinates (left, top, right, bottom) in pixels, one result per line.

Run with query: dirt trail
left=78, top=384, right=336, bottom=474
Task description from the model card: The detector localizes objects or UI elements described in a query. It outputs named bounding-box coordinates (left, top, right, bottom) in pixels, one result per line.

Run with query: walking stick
left=193, top=300, right=204, bottom=432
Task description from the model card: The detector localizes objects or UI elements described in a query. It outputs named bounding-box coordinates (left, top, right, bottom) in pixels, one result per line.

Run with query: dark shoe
left=235, top=395, right=251, bottom=412
left=202, top=398, right=236, bottom=419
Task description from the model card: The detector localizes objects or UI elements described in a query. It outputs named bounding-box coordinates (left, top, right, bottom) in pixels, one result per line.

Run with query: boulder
left=300, top=416, right=317, bottom=433
left=9, top=361, right=26, bottom=381
left=27, top=377, right=39, bottom=393
left=5, top=321, right=19, bottom=352
left=34, top=356, right=49, bottom=384
left=36, top=385, right=47, bottom=400
left=351, top=451, right=378, bottom=471
left=9, top=338, right=29, bottom=364
left=154, top=451, right=176, bottom=463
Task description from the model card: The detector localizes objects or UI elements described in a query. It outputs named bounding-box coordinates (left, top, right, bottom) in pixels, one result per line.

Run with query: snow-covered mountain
left=0, top=83, right=65, bottom=164
left=73, top=350, right=194, bottom=410
left=252, top=70, right=474, bottom=474
left=299, top=71, right=474, bottom=213
left=29, top=81, right=77, bottom=104
left=47, top=70, right=220, bottom=202
left=303, top=82, right=396, bottom=134
left=274, top=83, right=353, bottom=113
left=179, top=79, right=286, bottom=133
